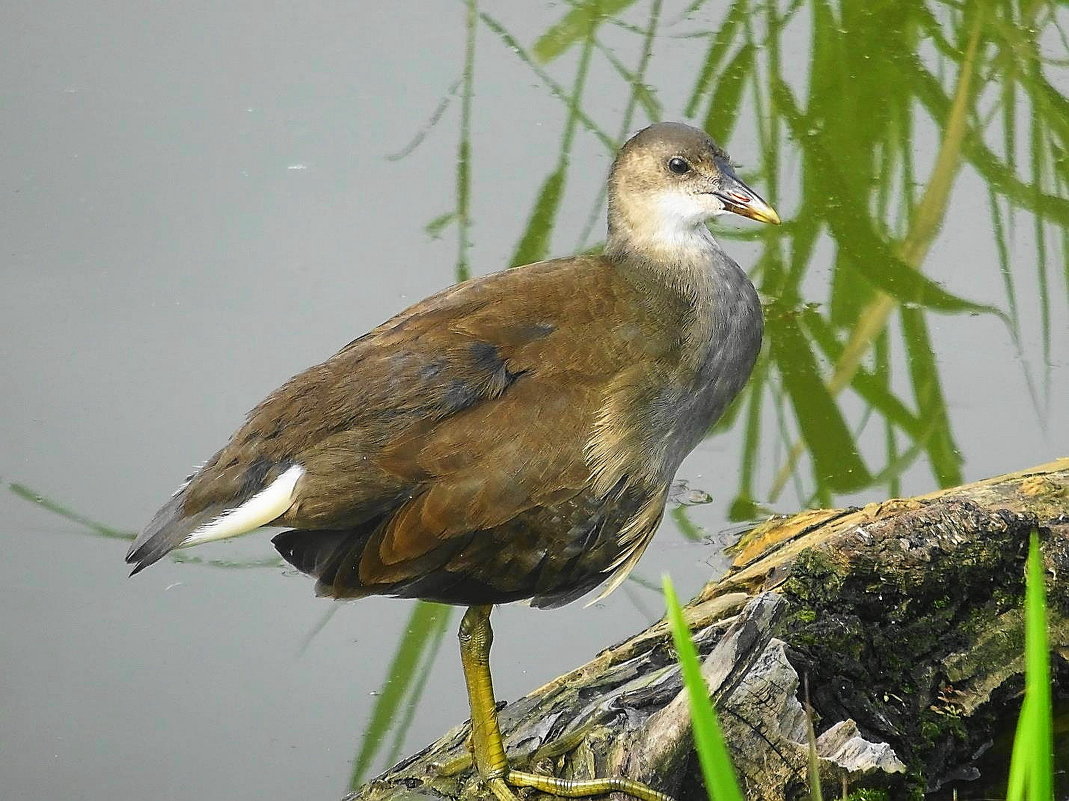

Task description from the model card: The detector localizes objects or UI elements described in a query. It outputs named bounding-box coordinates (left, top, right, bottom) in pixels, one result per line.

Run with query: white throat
left=632, top=190, right=723, bottom=260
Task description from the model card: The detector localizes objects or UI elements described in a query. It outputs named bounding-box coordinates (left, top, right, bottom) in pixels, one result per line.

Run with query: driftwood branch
left=346, top=459, right=1069, bottom=801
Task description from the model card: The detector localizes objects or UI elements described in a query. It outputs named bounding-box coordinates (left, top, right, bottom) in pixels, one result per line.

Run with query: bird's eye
left=668, top=157, right=691, bottom=175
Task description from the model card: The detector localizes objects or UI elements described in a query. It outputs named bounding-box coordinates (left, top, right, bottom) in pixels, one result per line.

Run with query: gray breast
left=661, top=254, right=763, bottom=471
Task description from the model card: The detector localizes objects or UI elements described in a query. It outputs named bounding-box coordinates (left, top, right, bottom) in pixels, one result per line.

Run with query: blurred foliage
left=348, top=601, right=455, bottom=789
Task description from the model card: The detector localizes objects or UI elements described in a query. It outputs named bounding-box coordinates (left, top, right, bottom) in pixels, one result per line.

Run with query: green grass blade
left=383, top=608, right=452, bottom=767
left=594, top=42, right=661, bottom=119
left=685, top=1, right=747, bottom=116
left=1005, top=531, right=1054, bottom=801
left=909, top=62, right=1069, bottom=229
left=801, top=308, right=924, bottom=439
left=454, top=0, right=478, bottom=283
left=1029, top=84, right=1054, bottom=376
left=425, top=211, right=458, bottom=239
left=478, top=12, right=614, bottom=151
left=728, top=372, right=765, bottom=522
left=663, top=575, right=744, bottom=801
left=804, top=699, right=825, bottom=801
left=387, top=75, right=462, bottom=162
left=900, top=306, right=963, bottom=488
left=986, top=188, right=1020, bottom=332
left=169, top=553, right=281, bottom=570
left=9, top=482, right=283, bottom=570
left=511, top=9, right=595, bottom=267
left=770, top=78, right=1004, bottom=318
left=671, top=506, right=703, bottom=542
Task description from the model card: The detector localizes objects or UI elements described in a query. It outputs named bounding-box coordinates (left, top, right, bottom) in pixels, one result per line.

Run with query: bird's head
left=607, top=122, right=779, bottom=257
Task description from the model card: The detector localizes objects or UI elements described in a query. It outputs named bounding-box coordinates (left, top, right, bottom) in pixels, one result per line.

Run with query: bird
left=126, top=121, right=779, bottom=801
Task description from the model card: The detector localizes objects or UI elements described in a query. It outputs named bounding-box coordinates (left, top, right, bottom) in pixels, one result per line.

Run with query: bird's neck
left=606, top=221, right=757, bottom=374
left=607, top=228, right=713, bottom=360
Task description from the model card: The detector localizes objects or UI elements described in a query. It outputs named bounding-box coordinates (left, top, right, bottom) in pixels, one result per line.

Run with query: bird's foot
left=436, top=755, right=674, bottom=801
left=505, top=768, right=674, bottom=801
left=450, top=607, right=675, bottom=801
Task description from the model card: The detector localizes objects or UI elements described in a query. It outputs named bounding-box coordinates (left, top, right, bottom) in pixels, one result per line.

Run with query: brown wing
left=273, top=257, right=674, bottom=603
left=128, top=255, right=676, bottom=599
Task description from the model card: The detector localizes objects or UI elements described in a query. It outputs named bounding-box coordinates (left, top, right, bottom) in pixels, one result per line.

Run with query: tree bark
left=345, top=459, right=1069, bottom=801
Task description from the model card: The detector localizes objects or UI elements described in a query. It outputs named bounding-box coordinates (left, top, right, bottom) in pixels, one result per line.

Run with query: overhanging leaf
left=685, top=1, right=748, bottom=116
left=425, top=211, right=457, bottom=239
left=900, top=306, right=962, bottom=488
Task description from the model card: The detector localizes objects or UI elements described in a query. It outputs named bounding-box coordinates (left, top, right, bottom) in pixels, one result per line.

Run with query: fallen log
left=346, top=459, right=1069, bottom=801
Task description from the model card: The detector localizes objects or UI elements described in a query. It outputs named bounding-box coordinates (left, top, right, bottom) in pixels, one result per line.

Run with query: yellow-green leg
left=457, top=605, right=675, bottom=801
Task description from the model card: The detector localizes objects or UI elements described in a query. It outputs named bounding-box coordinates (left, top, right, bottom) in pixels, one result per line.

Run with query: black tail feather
left=273, top=525, right=378, bottom=598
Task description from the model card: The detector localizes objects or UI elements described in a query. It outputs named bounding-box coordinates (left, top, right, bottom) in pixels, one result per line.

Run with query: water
left=2, top=2, right=1066, bottom=799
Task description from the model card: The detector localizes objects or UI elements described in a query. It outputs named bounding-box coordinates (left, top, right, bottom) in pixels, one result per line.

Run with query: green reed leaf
left=800, top=308, right=923, bottom=439
left=479, top=12, right=615, bottom=151
left=9, top=482, right=131, bottom=540
left=510, top=167, right=567, bottom=267
left=425, top=211, right=457, bottom=239
left=910, top=62, right=1069, bottom=228
left=900, top=306, right=962, bottom=487
left=663, top=576, right=745, bottom=801
left=685, top=1, right=748, bottom=116
left=771, top=78, right=1003, bottom=317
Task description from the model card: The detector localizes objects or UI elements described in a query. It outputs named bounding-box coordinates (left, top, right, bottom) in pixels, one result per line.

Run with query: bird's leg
left=458, top=604, right=519, bottom=801
left=457, top=605, right=675, bottom=801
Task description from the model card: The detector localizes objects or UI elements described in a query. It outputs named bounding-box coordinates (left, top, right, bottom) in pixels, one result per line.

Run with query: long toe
left=507, top=769, right=675, bottom=801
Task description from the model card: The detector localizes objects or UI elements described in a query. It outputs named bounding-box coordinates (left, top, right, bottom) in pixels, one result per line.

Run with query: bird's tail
left=126, top=464, right=305, bottom=574
left=125, top=491, right=228, bottom=574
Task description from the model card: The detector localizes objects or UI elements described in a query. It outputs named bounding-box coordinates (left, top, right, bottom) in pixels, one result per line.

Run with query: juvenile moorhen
left=127, top=122, right=779, bottom=801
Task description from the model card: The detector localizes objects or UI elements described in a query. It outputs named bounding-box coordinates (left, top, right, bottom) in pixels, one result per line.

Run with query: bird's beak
left=712, top=162, right=781, bottom=225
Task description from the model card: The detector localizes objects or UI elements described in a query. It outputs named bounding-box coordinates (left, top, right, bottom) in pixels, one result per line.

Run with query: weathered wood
left=346, top=459, right=1069, bottom=801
